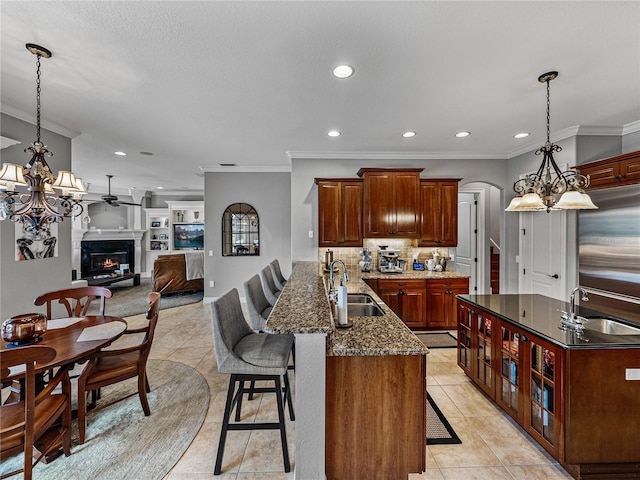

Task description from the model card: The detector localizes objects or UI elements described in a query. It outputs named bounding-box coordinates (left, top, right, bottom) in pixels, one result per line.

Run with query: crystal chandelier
left=0, top=43, right=87, bottom=234
left=506, top=71, right=597, bottom=212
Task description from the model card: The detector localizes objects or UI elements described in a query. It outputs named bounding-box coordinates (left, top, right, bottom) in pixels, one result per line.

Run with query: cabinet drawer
left=378, top=279, right=425, bottom=290
left=426, top=278, right=469, bottom=290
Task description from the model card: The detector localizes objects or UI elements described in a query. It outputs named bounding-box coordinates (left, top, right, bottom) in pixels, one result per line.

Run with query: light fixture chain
left=545, top=78, right=551, bottom=144
left=35, top=52, right=42, bottom=143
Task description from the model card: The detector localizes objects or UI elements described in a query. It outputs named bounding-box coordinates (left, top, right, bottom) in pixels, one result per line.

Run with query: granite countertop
left=359, top=269, right=470, bottom=280
left=264, top=261, right=429, bottom=357
left=459, top=294, right=640, bottom=349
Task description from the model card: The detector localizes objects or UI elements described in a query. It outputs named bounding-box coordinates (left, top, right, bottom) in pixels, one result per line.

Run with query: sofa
left=152, top=254, right=204, bottom=295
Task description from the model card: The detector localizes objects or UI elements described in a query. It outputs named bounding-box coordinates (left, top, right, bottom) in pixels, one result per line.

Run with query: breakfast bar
left=265, top=261, right=432, bottom=480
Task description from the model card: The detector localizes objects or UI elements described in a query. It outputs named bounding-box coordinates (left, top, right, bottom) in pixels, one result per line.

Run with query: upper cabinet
left=315, top=179, right=363, bottom=247
left=577, top=150, right=640, bottom=189
left=358, top=168, right=422, bottom=238
left=415, top=179, right=460, bottom=247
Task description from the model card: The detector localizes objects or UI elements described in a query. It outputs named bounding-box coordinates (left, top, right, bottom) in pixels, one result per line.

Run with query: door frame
left=458, top=187, right=486, bottom=294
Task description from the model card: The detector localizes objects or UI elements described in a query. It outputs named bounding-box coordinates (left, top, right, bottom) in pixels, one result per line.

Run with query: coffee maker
left=378, top=248, right=402, bottom=273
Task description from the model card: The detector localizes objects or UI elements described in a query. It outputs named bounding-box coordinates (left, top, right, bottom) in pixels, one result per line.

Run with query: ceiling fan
left=99, top=175, right=141, bottom=207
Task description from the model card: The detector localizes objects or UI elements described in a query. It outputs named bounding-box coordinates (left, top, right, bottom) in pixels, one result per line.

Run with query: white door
left=518, top=210, right=567, bottom=300
left=457, top=193, right=478, bottom=294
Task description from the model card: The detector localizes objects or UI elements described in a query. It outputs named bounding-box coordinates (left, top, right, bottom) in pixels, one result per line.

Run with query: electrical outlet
left=308, top=230, right=314, bottom=238
left=209, top=280, right=214, bottom=288
left=209, top=250, right=213, bottom=256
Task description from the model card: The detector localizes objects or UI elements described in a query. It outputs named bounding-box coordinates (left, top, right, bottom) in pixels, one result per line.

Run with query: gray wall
left=575, top=135, right=621, bottom=165
left=204, top=172, right=291, bottom=299
left=0, top=114, right=73, bottom=320
left=622, top=130, right=640, bottom=153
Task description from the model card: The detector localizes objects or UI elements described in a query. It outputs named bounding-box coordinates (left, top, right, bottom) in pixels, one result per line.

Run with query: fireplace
left=81, top=240, right=135, bottom=277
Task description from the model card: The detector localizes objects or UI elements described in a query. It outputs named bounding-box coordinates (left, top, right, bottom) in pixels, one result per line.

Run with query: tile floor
left=132, top=301, right=573, bottom=480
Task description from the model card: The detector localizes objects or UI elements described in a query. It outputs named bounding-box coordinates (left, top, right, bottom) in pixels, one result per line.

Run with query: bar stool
left=244, top=274, right=273, bottom=332
left=211, top=288, right=294, bottom=475
left=269, top=259, right=288, bottom=291
left=260, top=265, right=280, bottom=306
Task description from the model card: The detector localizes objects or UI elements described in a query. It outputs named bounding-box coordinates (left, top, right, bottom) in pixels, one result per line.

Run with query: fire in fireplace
left=81, top=240, right=135, bottom=277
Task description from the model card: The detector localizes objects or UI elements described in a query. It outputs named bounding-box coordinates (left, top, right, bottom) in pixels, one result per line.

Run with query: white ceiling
left=2, top=1, right=639, bottom=196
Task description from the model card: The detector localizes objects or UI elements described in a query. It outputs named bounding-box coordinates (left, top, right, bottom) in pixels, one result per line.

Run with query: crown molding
left=623, top=120, right=640, bottom=135
left=1, top=105, right=81, bottom=138
left=203, top=165, right=291, bottom=173
left=286, top=151, right=507, bottom=161
left=0, top=136, right=21, bottom=150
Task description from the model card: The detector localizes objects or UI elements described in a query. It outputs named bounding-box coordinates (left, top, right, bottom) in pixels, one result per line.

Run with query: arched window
left=222, top=203, right=260, bottom=256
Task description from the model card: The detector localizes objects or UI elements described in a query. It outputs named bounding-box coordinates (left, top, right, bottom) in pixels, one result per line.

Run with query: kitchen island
left=457, top=294, right=640, bottom=480
left=265, top=261, right=431, bottom=480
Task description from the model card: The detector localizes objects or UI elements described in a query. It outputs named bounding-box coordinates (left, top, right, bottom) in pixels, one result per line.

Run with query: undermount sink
left=347, top=302, right=385, bottom=317
left=581, top=318, right=640, bottom=335
left=346, top=293, right=376, bottom=304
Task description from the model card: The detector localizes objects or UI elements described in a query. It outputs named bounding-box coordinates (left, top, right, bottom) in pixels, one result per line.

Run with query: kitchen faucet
left=561, top=286, right=589, bottom=327
left=328, top=259, right=348, bottom=304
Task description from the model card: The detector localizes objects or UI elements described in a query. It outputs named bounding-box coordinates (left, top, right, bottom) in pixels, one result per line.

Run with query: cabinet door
left=418, top=182, right=440, bottom=245
left=457, top=302, right=473, bottom=375
left=496, top=321, right=525, bottom=423
left=393, top=172, right=420, bottom=237
left=621, top=156, right=640, bottom=183
left=439, top=182, right=459, bottom=246
left=580, top=161, right=620, bottom=188
left=317, top=181, right=341, bottom=246
left=399, top=287, right=425, bottom=328
left=526, top=337, right=563, bottom=458
left=377, top=289, right=401, bottom=317
left=473, top=311, right=495, bottom=397
left=426, top=289, right=447, bottom=328
left=341, top=182, right=363, bottom=246
left=363, top=172, right=394, bottom=237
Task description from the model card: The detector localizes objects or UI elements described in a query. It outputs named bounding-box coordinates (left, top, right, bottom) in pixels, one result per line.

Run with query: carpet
left=89, top=277, right=204, bottom=318
left=427, top=393, right=461, bottom=445
left=1, top=359, right=210, bottom=480
left=416, top=332, right=458, bottom=349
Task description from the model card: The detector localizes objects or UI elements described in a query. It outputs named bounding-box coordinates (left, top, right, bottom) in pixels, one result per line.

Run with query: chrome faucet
left=561, top=287, right=589, bottom=327
left=328, top=259, right=348, bottom=303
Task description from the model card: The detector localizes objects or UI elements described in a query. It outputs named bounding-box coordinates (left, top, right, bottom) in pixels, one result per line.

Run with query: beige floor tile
left=439, top=466, right=515, bottom=479
left=442, top=383, right=503, bottom=417
left=506, top=464, right=574, bottom=479
left=167, top=345, right=212, bottom=367
left=409, top=469, right=446, bottom=479
left=238, top=428, right=295, bottom=473
left=236, top=472, right=294, bottom=480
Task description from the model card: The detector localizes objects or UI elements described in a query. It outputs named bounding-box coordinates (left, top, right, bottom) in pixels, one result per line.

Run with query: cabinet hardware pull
left=547, top=274, right=559, bottom=279
left=398, top=283, right=406, bottom=286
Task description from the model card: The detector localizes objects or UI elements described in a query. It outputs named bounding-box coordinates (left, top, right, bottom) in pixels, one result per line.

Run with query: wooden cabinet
left=425, top=278, right=469, bottom=329
left=326, top=354, right=426, bottom=480
left=358, top=168, right=422, bottom=238
left=377, top=279, right=426, bottom=328
left=577, top=150, right=640, bottom=189
left=315, top=179, right=363, bottom=247
left=416, top=180, right=460, bottom=246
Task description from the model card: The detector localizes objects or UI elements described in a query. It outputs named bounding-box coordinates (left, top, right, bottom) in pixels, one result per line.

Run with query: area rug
left=416, top=332, right=458, bottom=349
left=0, top=359, right=210, bottom=480
left=88, top=277, right=204, bottom=318
left=427, top=393, right=461, bottom=445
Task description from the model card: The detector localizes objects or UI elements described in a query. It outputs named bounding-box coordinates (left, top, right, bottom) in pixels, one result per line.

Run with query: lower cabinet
left=377, top=279, right=426, bottom=328
left=326, top=354, right=426, bottom=480
left=426, top=278, right=469, bottom=329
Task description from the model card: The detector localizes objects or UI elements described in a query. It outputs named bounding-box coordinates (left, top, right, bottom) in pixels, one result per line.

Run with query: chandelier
left=0, top=43, right=86, bottom=234
left=505, top=71, right=597, bottom=212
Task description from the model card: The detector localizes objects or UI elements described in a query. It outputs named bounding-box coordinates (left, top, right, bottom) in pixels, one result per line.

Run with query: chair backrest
left=244, top=274, right=272, bottom=331
left=34, top=286, right=113, bottom=318
left=139, top=292, right=161, bottom=360
left=269, top=259, right=287, bottom=289
left=260, top=266, right=279, bottom=305
left=210, top=288, right=254, bottom=374
left=1, top=346, right=57, bottom=476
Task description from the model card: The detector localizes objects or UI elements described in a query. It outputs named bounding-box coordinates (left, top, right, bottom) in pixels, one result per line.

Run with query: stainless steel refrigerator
left=579, top=184, right=640, bottom=321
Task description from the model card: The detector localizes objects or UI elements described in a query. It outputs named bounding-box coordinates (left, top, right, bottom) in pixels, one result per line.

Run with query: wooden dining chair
left=76, top=292, right=160, bottom=445
left=1, top=346, right=72, bottom=480
left=34, top=286, right=113, bottom=318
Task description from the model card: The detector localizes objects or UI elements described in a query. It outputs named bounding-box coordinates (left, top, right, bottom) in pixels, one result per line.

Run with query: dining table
left=1, top=314, right=128, bottom=461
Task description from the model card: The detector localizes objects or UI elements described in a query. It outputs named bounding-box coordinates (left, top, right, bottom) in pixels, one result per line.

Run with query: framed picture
left=159, top=234, right=168, bottom=240
left=151, top=221, right=161, bottom=228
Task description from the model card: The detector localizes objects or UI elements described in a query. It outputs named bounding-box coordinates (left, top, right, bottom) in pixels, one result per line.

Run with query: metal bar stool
left=211, top=288, right=294, bottom=475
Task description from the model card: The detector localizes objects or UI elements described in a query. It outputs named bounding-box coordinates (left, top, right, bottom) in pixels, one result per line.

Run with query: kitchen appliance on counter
left=378, top=248, right=404, bottom=273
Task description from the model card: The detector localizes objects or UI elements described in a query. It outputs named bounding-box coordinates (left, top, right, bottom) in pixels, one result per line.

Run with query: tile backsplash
left=318, top=239, right=453, bottom=269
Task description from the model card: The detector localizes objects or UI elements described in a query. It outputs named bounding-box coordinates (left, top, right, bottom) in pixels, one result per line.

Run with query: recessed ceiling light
left=114, top=151, right=127, bottom=156
left=328, top=130, right=341, bottom=137
left=455, top=131, right=470, bottom=138
left=156, top=186, right=164, bottom=189
left=333, top=65, right=354, bottom=78
left=402, top=131, right=416, bottom=138
left=514, top=132, right=530, bottom=139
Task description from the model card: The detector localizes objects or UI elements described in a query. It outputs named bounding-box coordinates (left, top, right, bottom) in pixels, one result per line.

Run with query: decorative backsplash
left=318, top=239, right=452, bottom=269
